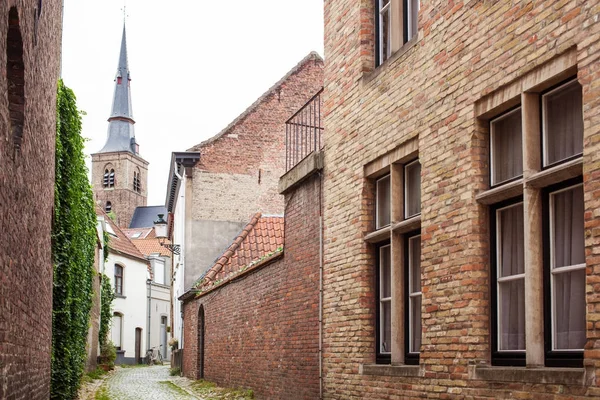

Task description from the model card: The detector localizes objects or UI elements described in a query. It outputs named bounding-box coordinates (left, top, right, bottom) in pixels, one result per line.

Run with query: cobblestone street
left=101, top=366, right=198, bottom=400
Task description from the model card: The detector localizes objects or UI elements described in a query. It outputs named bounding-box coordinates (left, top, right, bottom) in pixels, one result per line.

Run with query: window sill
left=364, top=227, right=391, bottom=243
left=391, top=215, right=421, bottom=234
left=476, top=179, right=523, bottom=205
left=360, top=364, right=421, bottom=377
left=525, top=158, right=582, bottom=189
left=361, top=37, right=419, bottom=86
left=115, top=294, right=127, bottom=299
left=472, top=365, right=590, bottom=385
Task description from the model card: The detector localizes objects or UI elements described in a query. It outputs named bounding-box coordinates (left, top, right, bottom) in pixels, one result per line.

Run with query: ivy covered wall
left=51, top=80, right=96, bottom=399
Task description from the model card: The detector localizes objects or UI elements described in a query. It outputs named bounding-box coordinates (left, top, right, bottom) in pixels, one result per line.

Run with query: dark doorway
left=135, top=328, right=142, bottom=364
left=198, top=305, right=205, bottom=379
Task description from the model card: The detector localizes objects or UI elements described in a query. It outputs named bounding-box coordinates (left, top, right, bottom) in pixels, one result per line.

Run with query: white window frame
left=549, top=183, right=585, bottom=352
left=379, top=244, right=392, bottom=355
left=376, top=174, right=391, bottom=229
left=407, top=0, right=420, bottom=42
left=495, top=202, right=526, bottom=353
left=377, top=0, right=392, bottom=65
left=404, top=160, right=421, bottom=219
left=407, top=235, right=421, bottom=354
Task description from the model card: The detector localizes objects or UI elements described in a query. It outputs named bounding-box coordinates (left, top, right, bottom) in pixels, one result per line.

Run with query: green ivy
left=51, top=80, right=97, bottom=400
left=99, top=273, right=114, bottom=347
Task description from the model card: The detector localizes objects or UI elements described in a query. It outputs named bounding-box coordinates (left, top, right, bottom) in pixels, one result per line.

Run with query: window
left=114, top=265, right=123, bottom=295
left=133, top=170, right=141, bottom=193
left=112, top=313, right=123, bottom=351
left=153, top=258, right=166, bottom=285
left=368, top=156, right=421, bottom=365
left=405, top=233, right=421, bottom=363
left=376, top=175, right=391, bottom=229
left=375, top=0, right=420, bottom=66
left=105, top=201, right=112, bottom=213
left=482, top=75, right=584, bottom=368
left=490, top=108, right=523, bottom=186
left=544, top=181, right=585, bottom=366
left=376, top=244, right=392, bottom=362
left=104, top=168, right=115, bottom=188
left=542, top=80, right=583, bottom=167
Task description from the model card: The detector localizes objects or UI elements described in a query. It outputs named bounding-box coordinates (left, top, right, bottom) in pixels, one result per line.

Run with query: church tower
left=92, top=24, right=148, bottom=228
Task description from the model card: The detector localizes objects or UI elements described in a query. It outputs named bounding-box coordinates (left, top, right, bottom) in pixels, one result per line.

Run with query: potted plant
left=168, top=337, right=179, bottom=351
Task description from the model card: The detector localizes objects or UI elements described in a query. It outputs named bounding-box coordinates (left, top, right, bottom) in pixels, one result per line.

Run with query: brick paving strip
left=99, top=365, right=201, bottom=400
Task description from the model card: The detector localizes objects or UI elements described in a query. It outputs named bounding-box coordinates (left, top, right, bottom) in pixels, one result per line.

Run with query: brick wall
left=91, top=151, right=148, bottom=227
left=182, top=172, right=322, bottom=400
left=323, top=0, right=600, bottom=399
left=0, top=1, right=62, bottom=399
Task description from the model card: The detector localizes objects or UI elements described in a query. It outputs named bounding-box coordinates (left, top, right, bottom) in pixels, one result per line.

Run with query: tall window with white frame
left=374, top=0, right=420, bottom=67
left=114, top=265, right=123, bottom=296
left=370, top=158, right=422, bottom=365
left=485, top=77, right=584, bottom=368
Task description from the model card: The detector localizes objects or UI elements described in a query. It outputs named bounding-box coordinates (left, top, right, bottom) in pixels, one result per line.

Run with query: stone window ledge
left=114, top=294, right=127, bottom=299
left=360, top=364, right=421, bottom=377
left=472, top=365, right=589, bottom=386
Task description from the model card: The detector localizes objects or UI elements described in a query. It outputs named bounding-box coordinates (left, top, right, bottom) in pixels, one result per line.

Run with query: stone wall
left=322, top=0, right=600, bottom=399
left=0, top=1, right=62, bottom=398
left=182, top=170, right=323, bottom=399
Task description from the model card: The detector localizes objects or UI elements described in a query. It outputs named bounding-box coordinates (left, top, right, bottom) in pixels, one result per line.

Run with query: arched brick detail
left=6, top=7, right=25, bottom=151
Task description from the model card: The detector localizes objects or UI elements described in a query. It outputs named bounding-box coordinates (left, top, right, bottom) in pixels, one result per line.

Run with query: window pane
left=491, top=108, right=523, bottom=185
left=380, top=246, right=391, bottom=298
left=376, top=175, right=391, bottom=228
left=154, top=260, right=165, bottom=285
left=553, top=269, right=586, bottom=350
left=405, top=161, right=421, bottom=218
left=498, top=204, right=524, bottom=277
left=552, top=185, right=584, bottom=268
left=112, top=315, right=122, bottom=349
left=409, top=236, right=421, bottom=292
left=408, top=0, right=419, bottom=41
left=410, top=295, right=421, bottom=353
left=544, top=80, right=583, bottom=166
left=498, top=278, right=525, bottom=350
left=379, top=3, right=390, bottom=64
left=381, top=300, right=391, bottom=353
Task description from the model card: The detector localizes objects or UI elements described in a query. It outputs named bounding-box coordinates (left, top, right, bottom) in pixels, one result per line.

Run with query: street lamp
left=153, top=214, right=180, bottom=255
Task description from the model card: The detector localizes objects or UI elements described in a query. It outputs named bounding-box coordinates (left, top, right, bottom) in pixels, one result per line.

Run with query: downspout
left=318, top=172, right=324, bottom=400
left=147, top=279, right=152, bottom=353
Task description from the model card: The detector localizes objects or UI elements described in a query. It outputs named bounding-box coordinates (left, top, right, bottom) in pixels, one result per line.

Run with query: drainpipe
left=318, top=173, right=324, bottom=400
left=147, top=278, right=152, bottom=353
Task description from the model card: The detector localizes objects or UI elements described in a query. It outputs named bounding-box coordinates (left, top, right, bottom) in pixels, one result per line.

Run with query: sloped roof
left=202, top=213, right=284, bottom=286
left=122, top=227, right=153, bottom=239
left=188, top=51, right=323, bottom=151
left=131, top=238, right=171, bottom=257
left=129, top=206, right=167, bottom=228
left=97, top=207, right=147, bottom=262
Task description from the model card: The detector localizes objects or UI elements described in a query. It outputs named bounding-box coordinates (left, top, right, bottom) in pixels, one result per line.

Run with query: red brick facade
left=0, top=1, right=62, bottom=399
left=323, top=0, right=600, bottom=399
left=182, top=171, right=323, bottom=400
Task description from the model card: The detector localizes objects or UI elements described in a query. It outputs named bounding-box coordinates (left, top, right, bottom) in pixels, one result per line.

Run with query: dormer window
left=117, top=77, right=122, bottom=85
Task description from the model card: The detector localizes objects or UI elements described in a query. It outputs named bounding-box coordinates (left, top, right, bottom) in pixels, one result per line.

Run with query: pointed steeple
left=98, top=23, right=139, bottom=155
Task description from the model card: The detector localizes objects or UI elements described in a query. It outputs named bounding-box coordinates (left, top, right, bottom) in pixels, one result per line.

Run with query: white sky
left=61, top=0, right=324, bottom=205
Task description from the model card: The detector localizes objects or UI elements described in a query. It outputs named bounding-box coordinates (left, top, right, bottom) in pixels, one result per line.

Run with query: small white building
left=101, top=212, right=151, bottom=364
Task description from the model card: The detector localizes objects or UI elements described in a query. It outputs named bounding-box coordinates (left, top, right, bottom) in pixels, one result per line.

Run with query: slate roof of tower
left=97, top=23, right=137, bottom=154
left=129, top=205, right=168, bottom=228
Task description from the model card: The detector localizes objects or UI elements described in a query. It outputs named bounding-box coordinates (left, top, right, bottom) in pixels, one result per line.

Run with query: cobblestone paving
left=102, top=365, right=199, bottom=400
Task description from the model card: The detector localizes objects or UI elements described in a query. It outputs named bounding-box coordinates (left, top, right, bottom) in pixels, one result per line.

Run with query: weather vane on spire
left=121, top=0, right=129, bottom=22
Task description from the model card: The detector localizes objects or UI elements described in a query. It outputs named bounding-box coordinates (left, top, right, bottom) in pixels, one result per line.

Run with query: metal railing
left=285, top=88, right=324, bottom=171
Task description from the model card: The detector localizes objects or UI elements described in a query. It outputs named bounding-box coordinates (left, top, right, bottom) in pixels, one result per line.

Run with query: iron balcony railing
left=285, top=88, right=324, bottom=171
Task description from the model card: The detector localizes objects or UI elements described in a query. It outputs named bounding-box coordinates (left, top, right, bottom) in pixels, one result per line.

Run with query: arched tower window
left=105, top=201, right=112, bottom=213
left=103, top=167, right=115, bottom=188
left=6, top=7, right=25, bottom=151
left=133, top=169, right=141, bottom=193
left=109, top=169, right=115, bottom=187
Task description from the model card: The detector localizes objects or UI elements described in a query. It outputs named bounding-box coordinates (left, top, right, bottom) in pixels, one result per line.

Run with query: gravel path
left=102, top=365, right=199, bottom=400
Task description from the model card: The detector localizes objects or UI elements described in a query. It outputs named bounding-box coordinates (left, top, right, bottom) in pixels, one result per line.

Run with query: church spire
left=98, top=23, right=139, bottom=155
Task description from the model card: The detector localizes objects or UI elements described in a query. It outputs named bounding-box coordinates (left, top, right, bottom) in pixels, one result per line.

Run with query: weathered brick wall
left=0, top=1, right=62, bottom=398
left=323, top=0, right=600, bottom=399
left=189, top=54, right=324, bottom=223
left=182, top=173, right=322, bottom=400
left=91, top=152, right=148, bottom=227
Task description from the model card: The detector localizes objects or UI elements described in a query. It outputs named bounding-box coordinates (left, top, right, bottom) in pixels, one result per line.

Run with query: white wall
left=106, top=252, right=149, bottom=362
left=149, top=283, right=171, bottom=360
left=171, top=175, right=186, bottom=348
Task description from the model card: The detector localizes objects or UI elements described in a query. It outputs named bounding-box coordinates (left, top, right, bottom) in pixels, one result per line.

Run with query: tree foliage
left=51, top=80, right=97, bottom=399
left=99, top=273, right=114, bottom=348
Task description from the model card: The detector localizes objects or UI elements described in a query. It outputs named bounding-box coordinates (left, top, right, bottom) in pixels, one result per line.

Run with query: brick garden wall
left=323, top=0, right=600, bottom=399
left=0, top=1, right=62, bottom=398
left=182, top=173, right=322, bottom=400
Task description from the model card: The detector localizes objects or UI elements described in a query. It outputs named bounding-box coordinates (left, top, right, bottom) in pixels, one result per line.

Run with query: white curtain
left=492, top=109, right=523, bottom=185
left=406, top=162, right=421, bottom=217
left=154, top=259, right=165, bottom=285
left=377, top=176, right=391, bottom=228
left=380, top=246, right=391, bottom=353
left=498, top=204, right=525, bottom=350
left=553, top=186, right=586, bottom=350
left=409, top=236, right=422, bottom=353
left=112, top=314, right=122, bottom=350
left=544, top=81, right=583, bottom=165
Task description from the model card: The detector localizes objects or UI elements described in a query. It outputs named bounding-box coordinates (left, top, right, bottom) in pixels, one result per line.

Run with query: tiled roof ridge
left=203, top=212, right=263, bottom=283
left=187, top=51, right=323, bottom=151
left=96, top=207, right=147, bottom=262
